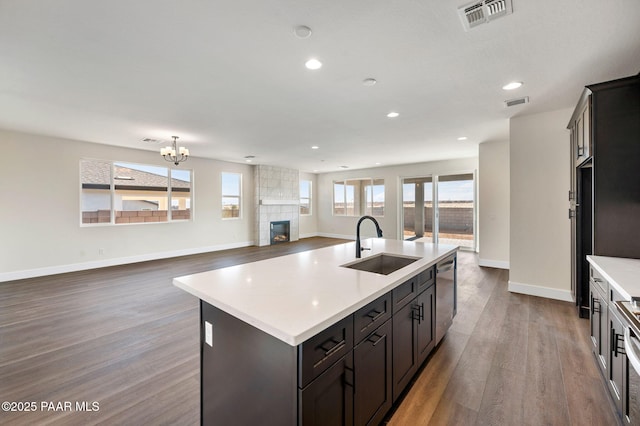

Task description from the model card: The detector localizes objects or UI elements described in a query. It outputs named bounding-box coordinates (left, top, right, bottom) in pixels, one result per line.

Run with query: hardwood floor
left=0, top=238, right=618, bottom=425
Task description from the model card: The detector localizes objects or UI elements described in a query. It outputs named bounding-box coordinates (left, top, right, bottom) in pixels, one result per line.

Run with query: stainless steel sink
left=341, top=253, right=420, bottom=275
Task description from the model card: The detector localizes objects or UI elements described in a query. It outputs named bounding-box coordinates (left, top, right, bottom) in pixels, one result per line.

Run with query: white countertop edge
left=174, top=242, right=457, bottom=346
left=586, top=255, right=640, bottom=301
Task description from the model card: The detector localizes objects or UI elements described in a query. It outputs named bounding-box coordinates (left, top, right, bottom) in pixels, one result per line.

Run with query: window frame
left=221, top=171, right=242, bottom=220
left=333, top=178, right=384, bottom=217
left=300, top=179, right=312, bottom=216
left=80, top=159, right=193, bottom=226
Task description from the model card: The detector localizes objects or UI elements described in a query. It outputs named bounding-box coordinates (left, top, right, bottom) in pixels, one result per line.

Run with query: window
left=300, top=180, right=312, bottom=215
left=333, top=178, right=384, bottom=217
left=80, top=159, right=192, bottom=225
left=221, top=172, right=241, bottom=219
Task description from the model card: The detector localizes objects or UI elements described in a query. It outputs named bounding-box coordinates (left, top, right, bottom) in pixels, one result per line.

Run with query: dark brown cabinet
left=569, top=73, right=640, bottom=318
left=199, top=261, right=452, bottom=426
left=353, top=319, right=392, bottom=426
left=589, top=268, right=608, bottom=375
left=300, top=354, right=354, bottom=426
left=391, top=271, right=435, bottom=401
left=609, top=307, right=625, bottom=415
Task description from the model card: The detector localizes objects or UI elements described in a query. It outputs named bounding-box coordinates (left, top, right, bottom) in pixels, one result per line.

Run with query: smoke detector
left=458, top=0, right=513, bottom=31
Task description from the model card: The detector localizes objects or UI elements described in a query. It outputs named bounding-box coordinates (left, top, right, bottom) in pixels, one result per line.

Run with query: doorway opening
left=401, top=173, right=476, bottom=250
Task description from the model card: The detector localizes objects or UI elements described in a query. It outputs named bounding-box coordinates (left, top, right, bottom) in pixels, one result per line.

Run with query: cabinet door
left=609, top=308, right=625, bottom=415
left=354, top=319, right=392, bottom=426
left=299, top=354, right=354, bottom=426
left=417, top=285, right=435, bottom=365
left=589, top=284, right=600, bottom=352
left=598, top=290, right=609, bottom=375
left=392, top=299, right=419, bottom=401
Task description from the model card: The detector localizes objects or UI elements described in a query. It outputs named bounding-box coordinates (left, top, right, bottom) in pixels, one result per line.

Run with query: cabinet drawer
left=417, top=266, right=435, bottom=293
left=392, top=275, right=419, bottom=313
left=298, top=316, right=353, bottom=388
left=354, top=292, right=392, bottom=344
left=590, top=266, right=608, bottom=295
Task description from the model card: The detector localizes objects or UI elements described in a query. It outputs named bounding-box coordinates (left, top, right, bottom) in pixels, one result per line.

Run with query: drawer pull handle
left=321, top=338, right=346, bottom=358
left=366, top=309, right=385, bottom=323
left=367, top=333, right=386, bottom=346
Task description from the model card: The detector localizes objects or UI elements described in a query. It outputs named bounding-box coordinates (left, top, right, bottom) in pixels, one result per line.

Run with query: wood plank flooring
left=0, top=238, right=618, bottom=425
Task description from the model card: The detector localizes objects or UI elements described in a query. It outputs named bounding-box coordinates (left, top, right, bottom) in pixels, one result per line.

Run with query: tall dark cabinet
left=568, top=73, right=640, bottom=318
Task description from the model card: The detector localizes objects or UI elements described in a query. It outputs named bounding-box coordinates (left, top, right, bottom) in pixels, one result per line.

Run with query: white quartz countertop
left=587, top=255, right=640, bottom=300
left=173, top=239, right=457, bottom=346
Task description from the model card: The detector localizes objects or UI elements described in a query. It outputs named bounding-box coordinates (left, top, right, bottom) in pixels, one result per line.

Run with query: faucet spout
left=355, top=215, right=383, bottom=258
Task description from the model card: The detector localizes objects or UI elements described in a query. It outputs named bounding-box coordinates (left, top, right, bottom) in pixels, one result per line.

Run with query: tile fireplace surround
left=254, top=165, right=300, bottom=246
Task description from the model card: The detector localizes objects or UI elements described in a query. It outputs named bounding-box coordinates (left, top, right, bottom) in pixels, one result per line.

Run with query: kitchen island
left=174, top=238, right=457, bottom=425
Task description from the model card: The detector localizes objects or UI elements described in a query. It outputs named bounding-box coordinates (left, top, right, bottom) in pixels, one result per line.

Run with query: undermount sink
left=342, top=253, right=420, bottom=275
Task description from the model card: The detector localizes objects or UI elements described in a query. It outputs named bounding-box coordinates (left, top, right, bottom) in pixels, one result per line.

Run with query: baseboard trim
left=316, top=232, right=355, bottom=240
left=0, top=241, right=255, bottom=283
left=478, top=258, right=510, bottom=269
left=299, top=232, right=320, bottom=239
left=508, top=280, right=574, bottom=302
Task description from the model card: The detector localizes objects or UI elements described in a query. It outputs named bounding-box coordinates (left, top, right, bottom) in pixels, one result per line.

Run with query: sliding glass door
left=401, top=173, right=475, bottom=250
left=436, top=173, right=475, bottom=249
left=402, top=177, right=433, bottom=241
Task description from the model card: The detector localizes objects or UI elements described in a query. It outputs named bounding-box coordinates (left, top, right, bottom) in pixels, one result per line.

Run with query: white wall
left=509, top=108, right=572, bottom=301
left=478, top=140, right=510, bottom=269
left=316, top=158, right=479, bottom=241
left=299, top=171, right=318, bottom=238
left=0, top=129, right=254, bottom=281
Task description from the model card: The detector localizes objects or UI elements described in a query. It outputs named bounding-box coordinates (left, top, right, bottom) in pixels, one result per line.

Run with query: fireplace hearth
left=270, top=221, right=290, bottom=245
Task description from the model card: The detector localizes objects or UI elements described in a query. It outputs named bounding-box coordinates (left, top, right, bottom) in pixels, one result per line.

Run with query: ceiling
left=1, top=0, right=639, bottom=173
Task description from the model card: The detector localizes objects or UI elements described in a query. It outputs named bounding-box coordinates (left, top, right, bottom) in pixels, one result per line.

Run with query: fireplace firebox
left=270, top=221, right=290, bottom=245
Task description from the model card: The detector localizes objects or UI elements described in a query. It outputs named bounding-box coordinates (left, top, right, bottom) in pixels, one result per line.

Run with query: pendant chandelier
left=160, top=136, right=189, bottom=166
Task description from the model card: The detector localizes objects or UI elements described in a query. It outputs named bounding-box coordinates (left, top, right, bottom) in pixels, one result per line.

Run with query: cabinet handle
left=593, top=277, right=603, bottom=283
left=367, top=333, right=386, bottom=346
left=344, top=365, right=354, bottom=391
left=613, top=331, right=625, bottom=357
left=412, top=305, right=421, bottom=324
left=320, top=338, right=346, bottom=358
left=419, top=303, right=425, bottom=321
left=366, top=309, right=385, bottom=323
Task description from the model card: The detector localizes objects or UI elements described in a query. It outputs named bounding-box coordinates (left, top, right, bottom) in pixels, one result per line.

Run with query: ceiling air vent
left=505, top=96, right=529, bottom=107
left=141, top=138, right=162, bottom=144
left=458, top=0, right=513, bottom=31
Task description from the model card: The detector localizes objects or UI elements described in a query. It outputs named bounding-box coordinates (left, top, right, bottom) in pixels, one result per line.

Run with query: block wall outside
left=403, top=204, right=473, bottom=235
left=82, top=209, right=190, bottom=224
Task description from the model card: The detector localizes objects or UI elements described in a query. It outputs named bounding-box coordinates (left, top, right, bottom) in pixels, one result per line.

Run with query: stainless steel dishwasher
left=435, top=254, right=457, bottom=345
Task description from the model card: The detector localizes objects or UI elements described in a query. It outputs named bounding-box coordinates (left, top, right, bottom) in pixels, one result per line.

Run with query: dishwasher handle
left=437, top=260, right=455, bottom=273
left=625, top=328, right=640, bottom=375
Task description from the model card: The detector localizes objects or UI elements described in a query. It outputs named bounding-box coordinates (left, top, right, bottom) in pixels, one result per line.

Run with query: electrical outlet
left=205, top=321, right=213, bottom=347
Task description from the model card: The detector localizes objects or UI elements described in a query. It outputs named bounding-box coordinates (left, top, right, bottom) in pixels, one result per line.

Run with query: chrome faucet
left=356, top=215, right=383, bottom=258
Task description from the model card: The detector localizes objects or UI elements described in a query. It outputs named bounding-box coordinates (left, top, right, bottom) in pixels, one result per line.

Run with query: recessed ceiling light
left=386, top=112, right=399, bottom=118
left=457, top=136, right=468, bottom=141
left=293, top=25, right=312, bottom=39
left=375, top=162, right=381, bottom=165
left=311, top=146, right=319, bottom=150
left=305, top=59, right=322, bottom=70
left=502, top=81, right=523, bottom=90
left=362, top=78, right=377, bottom=86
